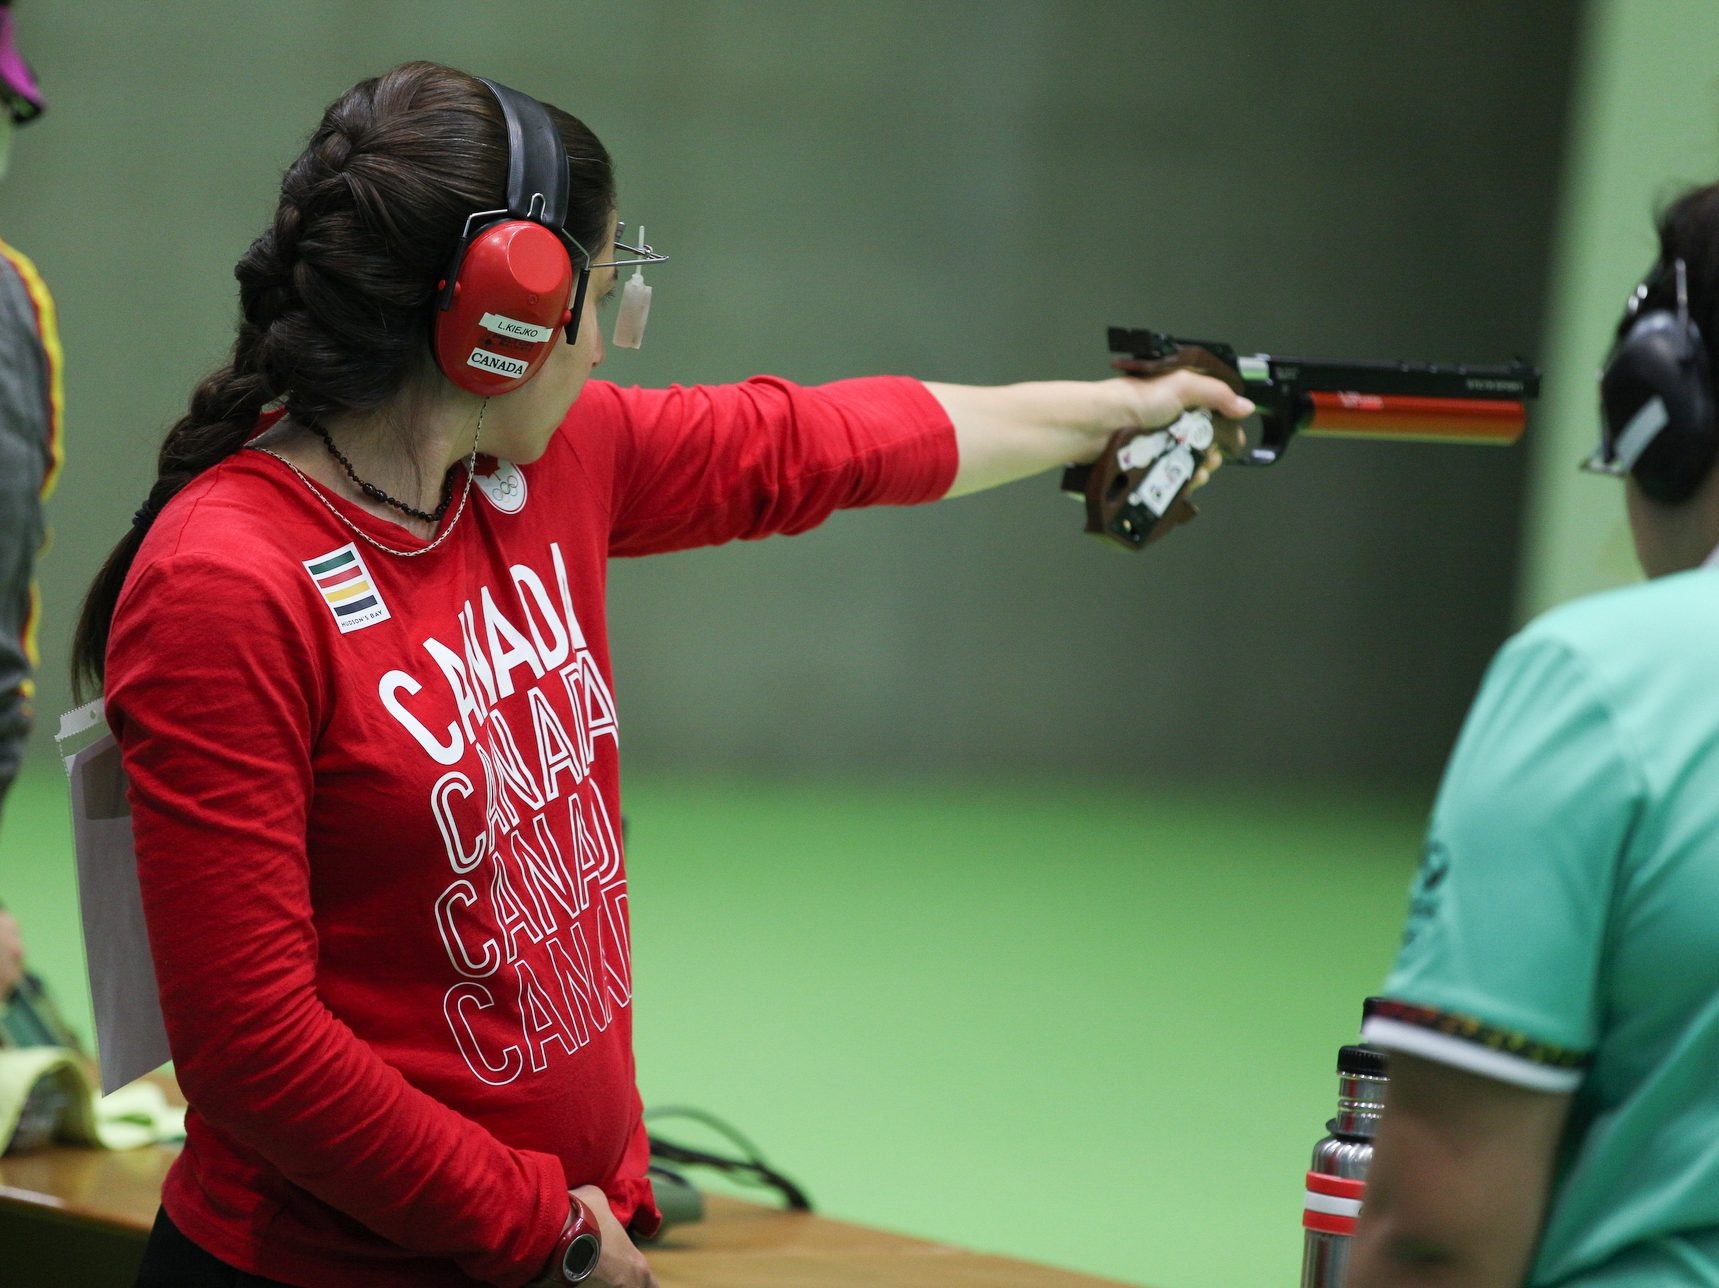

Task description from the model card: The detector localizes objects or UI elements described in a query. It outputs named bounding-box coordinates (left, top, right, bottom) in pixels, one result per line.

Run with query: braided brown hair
left=71, top=62, right=614, bottom=696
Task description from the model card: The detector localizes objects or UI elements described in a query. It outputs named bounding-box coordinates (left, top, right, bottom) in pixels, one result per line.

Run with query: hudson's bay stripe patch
left=303, top=543, right=390, bottom=633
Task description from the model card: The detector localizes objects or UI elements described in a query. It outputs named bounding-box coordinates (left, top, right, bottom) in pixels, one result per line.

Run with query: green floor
left=1, top=759, right=1428, bottom=1288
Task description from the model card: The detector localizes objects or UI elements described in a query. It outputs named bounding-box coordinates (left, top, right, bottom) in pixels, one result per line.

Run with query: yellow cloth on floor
left=0, top=1046, right=185, bottom=1151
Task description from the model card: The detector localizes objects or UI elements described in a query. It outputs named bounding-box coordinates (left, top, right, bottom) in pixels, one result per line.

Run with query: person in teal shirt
left=1351, top=178, right=1719, bottom=1287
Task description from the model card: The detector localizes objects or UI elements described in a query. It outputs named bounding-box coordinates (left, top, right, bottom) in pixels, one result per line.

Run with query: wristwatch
left=533, top=1193, right=602, bottom=1286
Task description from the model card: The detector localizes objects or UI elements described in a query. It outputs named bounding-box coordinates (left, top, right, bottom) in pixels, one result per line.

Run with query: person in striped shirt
left=0, top=0, right=56, bottom=1039
left=0, top=0, right=58, bottom=818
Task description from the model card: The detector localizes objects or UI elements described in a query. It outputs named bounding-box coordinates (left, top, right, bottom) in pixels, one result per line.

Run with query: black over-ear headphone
left=432, top=77, right=591, bottom=396
left=1596, top=257, right=1718, bottom=503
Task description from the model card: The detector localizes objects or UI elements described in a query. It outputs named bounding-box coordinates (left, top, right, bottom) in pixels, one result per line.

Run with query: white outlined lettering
left=601, top=883, right=633, bottom=1008
left=516, top=959, right=582, bottom=1072
left=528, top=685, right=585, bottom=799
left=513, top=812, right=585, bottom=932
left=431, top=771, right=485, bottom=874
left=485, top=710, right=546, bottom=814
left=571, top=783, right=624, bottom=889
left=473, top=739, right=520, bottom=840
left=434, top=880, right=500, bottom=978
left=443, top=982, right=523, bottom=1085
left=545, top=925, right=611, bottom=1039
left=511, top=565, right=571, bottom=671
left=401, top=544, right=641, bottom=1087
left=491, top=852, right=546, bottom=964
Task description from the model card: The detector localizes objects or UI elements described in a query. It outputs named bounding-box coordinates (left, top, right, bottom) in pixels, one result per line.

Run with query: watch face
left=562, top=1231, right=601, bottom=1283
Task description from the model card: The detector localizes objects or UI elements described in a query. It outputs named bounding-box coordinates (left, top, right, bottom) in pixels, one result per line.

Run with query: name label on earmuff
left=479, top=312, right=554, bottom=344
left=467, top=347, right=530, bottom=379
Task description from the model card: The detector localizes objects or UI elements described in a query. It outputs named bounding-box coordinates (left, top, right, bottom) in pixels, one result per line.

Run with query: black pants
left=133, top=1207, right=294, bottom=1288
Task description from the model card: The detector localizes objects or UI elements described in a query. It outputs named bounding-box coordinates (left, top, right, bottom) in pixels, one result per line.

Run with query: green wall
left=1521, top=0, right=1719, bottom=616
left=6, top=0, right=1578, bottom=785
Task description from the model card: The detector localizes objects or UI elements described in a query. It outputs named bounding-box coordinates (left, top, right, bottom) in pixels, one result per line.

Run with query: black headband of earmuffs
left=478, top=76, right=570, bottom=231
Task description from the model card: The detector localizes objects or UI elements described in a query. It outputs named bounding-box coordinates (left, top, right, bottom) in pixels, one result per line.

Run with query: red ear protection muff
left=432, top=77, right=591, bottom=396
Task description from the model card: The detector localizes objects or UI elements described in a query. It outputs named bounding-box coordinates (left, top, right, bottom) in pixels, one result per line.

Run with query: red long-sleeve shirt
left=105, top=376, right=956, bottom=1287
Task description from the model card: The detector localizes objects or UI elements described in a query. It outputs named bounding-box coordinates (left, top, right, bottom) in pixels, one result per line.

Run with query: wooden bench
left=0, top=1140, right=1142, bottom=1287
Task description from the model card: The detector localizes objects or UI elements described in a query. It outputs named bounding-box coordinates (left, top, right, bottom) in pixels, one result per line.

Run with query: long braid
left=71, top=62, right=615, bottom=698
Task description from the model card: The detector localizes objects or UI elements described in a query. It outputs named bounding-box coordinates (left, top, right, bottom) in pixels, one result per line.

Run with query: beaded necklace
left=249, top=400, right=487, bottom=559
left=311, top=421, right=456, bottom=523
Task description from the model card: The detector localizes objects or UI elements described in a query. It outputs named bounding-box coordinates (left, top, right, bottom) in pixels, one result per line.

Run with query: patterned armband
left=1361, top=998, right=1590, bottom=1093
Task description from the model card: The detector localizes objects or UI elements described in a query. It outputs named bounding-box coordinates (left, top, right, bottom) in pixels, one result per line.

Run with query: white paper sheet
left=56, top=699, right=171, bottom=1094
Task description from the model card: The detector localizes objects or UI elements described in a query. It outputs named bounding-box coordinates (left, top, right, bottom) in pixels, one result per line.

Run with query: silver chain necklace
left=249, top=400, right=488, bottom=560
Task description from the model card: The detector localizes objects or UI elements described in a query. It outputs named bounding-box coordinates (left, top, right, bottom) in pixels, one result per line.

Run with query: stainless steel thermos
left=1301, top=1041, right=1389, bottom=1288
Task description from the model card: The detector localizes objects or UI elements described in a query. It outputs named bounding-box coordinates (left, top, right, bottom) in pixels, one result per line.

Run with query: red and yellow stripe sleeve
left=0, top=234, right=63, bottom=500
left=0, top=236, right=63, bottom=677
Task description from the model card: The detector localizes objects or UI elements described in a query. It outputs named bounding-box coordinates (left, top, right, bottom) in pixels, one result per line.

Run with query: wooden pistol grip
left=1109, top=343, right=1247, bottom=396
left=1081, top=427, right=1199, bottom=551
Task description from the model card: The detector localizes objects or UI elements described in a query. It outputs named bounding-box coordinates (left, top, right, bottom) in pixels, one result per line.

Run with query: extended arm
left=1348, top=1052, right=1573, bottom=1288
left=597, top=370, right=1252, bottom=554
left=925, top=372, right=1254, bottom=498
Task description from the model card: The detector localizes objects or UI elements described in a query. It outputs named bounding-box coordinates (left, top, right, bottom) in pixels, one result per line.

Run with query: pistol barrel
left=1078, top=329, right=1543, bottom=550
left=1301, top=391, right=1528, bottom=445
